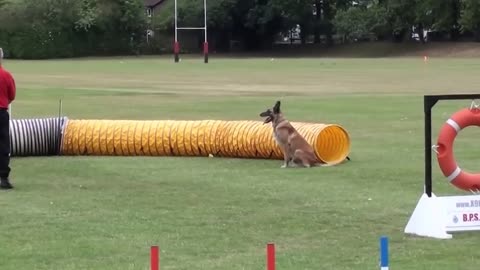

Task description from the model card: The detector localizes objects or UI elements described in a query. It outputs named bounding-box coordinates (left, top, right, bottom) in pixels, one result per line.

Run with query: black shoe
left=0, top=178, right=13, bottom=189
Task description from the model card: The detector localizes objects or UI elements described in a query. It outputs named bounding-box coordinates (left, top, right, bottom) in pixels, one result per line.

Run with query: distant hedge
left=0, top=0, right=148, bottom=59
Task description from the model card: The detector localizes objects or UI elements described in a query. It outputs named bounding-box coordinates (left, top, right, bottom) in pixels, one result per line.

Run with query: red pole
left=174, top=42, right=180, bottom=63
left=203, top=42, right=209, bottom=63
left=267, top=243, right=275, bottom=270
left=151, top=246, right=159, bottom=270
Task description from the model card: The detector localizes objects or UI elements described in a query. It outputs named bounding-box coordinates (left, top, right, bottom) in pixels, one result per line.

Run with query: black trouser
left=0, top=109, right=10, bottom=179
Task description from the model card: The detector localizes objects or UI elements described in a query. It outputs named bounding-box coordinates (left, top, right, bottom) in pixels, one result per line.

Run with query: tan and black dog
left=259, top=100, right=323, bottom=168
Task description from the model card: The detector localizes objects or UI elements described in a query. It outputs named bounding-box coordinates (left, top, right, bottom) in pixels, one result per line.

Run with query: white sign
left=443, top=194, right=480, bottom=232
left=405, top=193, right=480, bottom=239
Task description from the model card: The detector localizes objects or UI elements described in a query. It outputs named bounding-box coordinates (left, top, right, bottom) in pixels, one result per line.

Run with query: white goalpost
left=174, top=0, right=208, bottom=63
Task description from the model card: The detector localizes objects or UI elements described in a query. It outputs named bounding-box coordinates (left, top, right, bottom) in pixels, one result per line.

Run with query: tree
left=270, top=0, right=313, bottom=44
left=416, top=0, right=461, bottom=41
left=318, top=0, right=334, bottom=46
left=459, top=0, right=480, bottom=41
left=155, top=0, right=288, bottom=51
left=0, top=0, right=147, bottom=59
left=384, top=0, right=416, bottom=42
left=332, top=0, right=388, bottom=42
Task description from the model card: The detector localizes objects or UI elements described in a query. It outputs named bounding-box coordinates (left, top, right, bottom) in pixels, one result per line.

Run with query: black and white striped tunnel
left=9, top=117, right=68, bottom=157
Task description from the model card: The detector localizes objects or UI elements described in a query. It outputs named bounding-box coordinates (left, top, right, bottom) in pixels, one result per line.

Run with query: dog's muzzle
left=263, top=116, right=273, bottom=124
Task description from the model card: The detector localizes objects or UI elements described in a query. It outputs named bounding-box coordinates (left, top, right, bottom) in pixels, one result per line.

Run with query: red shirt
left=0, top=66, right=16, bottom=109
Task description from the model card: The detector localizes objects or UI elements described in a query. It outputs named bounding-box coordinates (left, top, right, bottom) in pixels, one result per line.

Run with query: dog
left=259, top=100, right=324, bottom=168
left=259, top=101, right=351, bottom=168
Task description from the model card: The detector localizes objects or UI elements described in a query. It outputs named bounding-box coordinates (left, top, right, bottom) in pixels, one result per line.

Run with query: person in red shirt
left=0, top=48, right=15, bottom=189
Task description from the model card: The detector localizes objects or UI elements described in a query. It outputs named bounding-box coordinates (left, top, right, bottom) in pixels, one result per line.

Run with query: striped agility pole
left=380, top=236, right=389, bottom=270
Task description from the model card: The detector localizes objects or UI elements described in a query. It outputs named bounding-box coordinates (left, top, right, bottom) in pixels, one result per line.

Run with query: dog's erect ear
left=273, top=101, right=281, bottom=114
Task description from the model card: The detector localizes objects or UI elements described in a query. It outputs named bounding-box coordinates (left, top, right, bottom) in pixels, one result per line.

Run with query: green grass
left=1, top=56, right=480, bottom=270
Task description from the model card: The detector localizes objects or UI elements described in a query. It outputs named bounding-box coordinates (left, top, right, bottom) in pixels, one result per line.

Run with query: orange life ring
left=436, top=107, right=480, bottom=191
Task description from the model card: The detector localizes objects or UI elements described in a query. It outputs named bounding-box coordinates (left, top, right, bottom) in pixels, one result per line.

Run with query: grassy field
left=1, top=55, right=480, bottom=270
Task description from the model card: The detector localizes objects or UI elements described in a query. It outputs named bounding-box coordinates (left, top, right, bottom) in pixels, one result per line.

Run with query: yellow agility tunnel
left=60, top=119, right=351, bottom=165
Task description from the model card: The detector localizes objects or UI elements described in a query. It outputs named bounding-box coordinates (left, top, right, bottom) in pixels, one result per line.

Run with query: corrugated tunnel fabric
left=60, top=119, right=350, bottom=165
left=9, top=117, right=67, bottom=157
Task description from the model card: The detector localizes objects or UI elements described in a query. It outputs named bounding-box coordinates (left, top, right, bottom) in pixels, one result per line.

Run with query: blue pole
left=380, top=236, right=389, bottom=270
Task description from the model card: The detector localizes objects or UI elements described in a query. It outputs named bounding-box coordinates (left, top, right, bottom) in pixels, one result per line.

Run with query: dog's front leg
left=280, top=147, right=290, bottom=168
left=281, top=153, right=290, bottom=168
left=282, top=146, right=294, bottom=168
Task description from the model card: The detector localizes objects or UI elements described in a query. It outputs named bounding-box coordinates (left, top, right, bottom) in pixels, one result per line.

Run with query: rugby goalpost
left=174, top=0, right=208, bottom=63
left=405, top=94, right=480, bottom=239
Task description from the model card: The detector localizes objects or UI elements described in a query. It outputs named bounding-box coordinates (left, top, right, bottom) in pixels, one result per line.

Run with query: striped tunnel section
left=9, top=117, right=68, bottom=157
